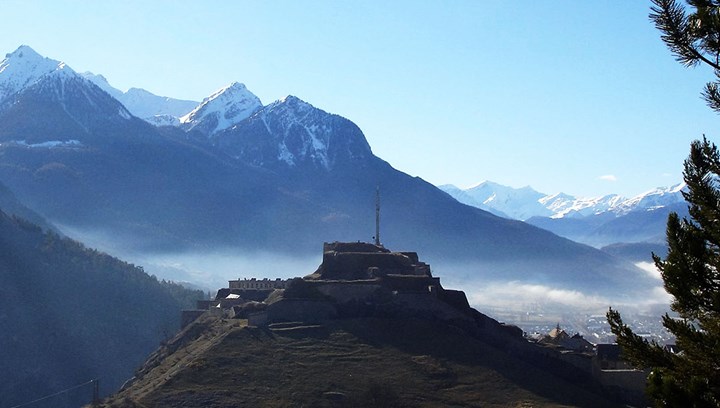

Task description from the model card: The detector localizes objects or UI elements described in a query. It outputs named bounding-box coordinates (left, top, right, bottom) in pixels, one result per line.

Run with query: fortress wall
left=320, top=252, right=417, bottom=279
left=438, top=289, right=470, bottom=310
left=266, top=299, right=337, bottom=323
left=216, top=288, right=275, bottom=301
left=314, top=282, right=386, bottom=303
left=393, top=293, right=473, bottom=322
left=382, top=275, right=440, bottom=292
left=323, top=242, right=389, bottom=253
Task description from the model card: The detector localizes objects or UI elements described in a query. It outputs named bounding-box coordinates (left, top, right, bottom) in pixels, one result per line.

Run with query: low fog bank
left=435, top=260, right=673, bottom=342
left=57, top=224, right=671, bottom=315
left=635, top=261, right=663, bottom=280
left=138, top=251, right=322, bottom=290
left=54, top=224, right=322, bottom=291
left=433, top=260, right=671, bottom=316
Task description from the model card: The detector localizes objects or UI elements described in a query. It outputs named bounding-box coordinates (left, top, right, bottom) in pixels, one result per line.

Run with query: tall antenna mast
left=375, top=186, right=381, bottom=246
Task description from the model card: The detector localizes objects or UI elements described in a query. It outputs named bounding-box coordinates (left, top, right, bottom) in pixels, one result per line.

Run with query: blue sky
left=2, top=1, right=718, bottom=197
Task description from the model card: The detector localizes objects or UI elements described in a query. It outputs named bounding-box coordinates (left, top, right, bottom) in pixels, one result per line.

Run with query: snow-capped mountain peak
left=180, top=82, right=262, bottom=135
left=462, top=181, right=550, bottom=219
left=0, top=45, right=70, bottom=103
left=0, top=46, right=133, bottom=123
left=210, top=94, right=373, bottom=171
left=263, top=94, right=316, bottom=117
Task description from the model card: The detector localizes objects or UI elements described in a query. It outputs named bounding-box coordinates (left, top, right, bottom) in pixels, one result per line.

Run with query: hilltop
left=99, top=317, right=617, bottom=408
left=96, top=243, right=627, bottom=407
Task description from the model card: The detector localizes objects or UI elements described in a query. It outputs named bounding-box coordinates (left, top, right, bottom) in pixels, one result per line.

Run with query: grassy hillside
left=100, top=316, right=619, bottom=408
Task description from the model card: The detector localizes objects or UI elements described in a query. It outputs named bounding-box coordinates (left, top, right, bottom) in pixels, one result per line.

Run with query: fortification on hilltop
left=184, top=241, right=474, bottom=327
left=306, top=242, right=431, bottom=280
left=173, top=240, right=645, bottom=407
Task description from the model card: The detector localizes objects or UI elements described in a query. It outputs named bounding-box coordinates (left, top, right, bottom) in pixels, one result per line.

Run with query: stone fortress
left=180, top=240, right=651, bottom=406
left=184, top=241, right=476, bottom=329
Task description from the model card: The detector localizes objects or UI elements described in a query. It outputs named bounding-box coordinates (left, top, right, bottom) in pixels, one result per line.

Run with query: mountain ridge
left=81, top=71, right=199, bottom=123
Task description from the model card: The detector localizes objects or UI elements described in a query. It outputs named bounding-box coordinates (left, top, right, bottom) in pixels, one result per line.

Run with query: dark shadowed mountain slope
left=601, top=242, right=667, bottom=264
left=0, top=211, right=203, bottom=408
left=0, top=65, right=321, bottom=252
left=0, top=179, right=53, bottom=230
left=527, top=202, right=689, bottom=249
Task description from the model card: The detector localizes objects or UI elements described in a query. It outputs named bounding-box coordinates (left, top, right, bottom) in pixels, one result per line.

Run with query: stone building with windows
left=228, top=277, right=289, bottom=290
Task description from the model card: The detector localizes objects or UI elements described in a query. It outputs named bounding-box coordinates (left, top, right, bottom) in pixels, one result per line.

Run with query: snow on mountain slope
left=122, top=88, right=197, bottom=118
left=212, top=95, right=373, bottom=171
left=550, top=194, right=624, bottom=219
left=180, top=82, right=262, bottom=135
left=440, top=181, right=687, bottom=221
left=0, top=46, right=134, bottom=128
left=81, top=72, right=123, bottom=99
left=538, top=192, right=575, bottom=214
left=439, top=184, right=483, bottom=208
left=612, top=183, right=686, bottom=215
left=0, top=45, right=69, bottom=103
left=82, top=72, right=198, bottom=123
left=145, top=114, right=180, bottom=127
left=462, top=181, right=551, bottom=220
left=439, top=184, right=509, bottom=217
left=30, top=66, right=127, bottom=116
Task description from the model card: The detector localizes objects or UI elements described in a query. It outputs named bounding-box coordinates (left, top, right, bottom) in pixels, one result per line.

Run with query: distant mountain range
left=0, top=45, right=660, bottom=300
left=440, top=181, right=686, bottom=221
left=440, top=181, right=687, bottom=257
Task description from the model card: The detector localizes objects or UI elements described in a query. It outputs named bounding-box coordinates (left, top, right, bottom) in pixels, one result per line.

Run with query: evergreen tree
left=607, top=1, right=720, bottom=406
left=649, top=0, right=720, bottom=113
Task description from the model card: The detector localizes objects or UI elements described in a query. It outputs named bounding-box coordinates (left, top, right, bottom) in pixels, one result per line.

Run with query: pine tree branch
left=651, top=0, right=720, bottom=70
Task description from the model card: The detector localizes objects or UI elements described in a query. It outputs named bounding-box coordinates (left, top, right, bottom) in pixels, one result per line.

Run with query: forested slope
left=0, top=212, right=203, bottom=408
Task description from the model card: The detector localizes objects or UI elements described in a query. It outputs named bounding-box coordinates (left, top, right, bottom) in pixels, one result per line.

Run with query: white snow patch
left=277, top=142, right=295, bottom=166
left=181, top=82, right=262, bottom=135
left=144, top=114, right=180, bottom=127
left=0, top=45, right=66, bottom=103
left=82, top=71, right=197, bottom=120
left=4, top=139, right=83, bottom=149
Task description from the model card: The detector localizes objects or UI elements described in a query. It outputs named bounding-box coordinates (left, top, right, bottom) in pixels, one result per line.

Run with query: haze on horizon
left=2, top=1, right=716, bottom=198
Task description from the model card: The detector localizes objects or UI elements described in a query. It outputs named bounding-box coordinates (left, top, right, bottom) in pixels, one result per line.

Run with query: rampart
left=229, top=277, right=289, bottom=290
